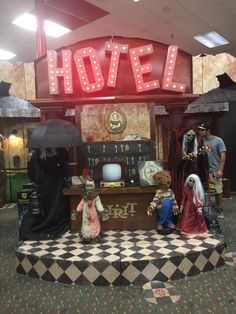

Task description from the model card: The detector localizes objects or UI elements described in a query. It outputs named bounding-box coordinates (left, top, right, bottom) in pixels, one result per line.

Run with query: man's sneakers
left=216, top=208, right=224, bottom=219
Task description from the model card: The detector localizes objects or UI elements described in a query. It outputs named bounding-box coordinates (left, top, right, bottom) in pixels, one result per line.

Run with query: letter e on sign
left=129, top=44, right=160, bottom=93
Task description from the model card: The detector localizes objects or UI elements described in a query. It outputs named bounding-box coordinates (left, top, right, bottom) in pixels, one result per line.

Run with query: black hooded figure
left=21, top=147, right=70, bottom=240
left=168, top=122, right=209, bottom=208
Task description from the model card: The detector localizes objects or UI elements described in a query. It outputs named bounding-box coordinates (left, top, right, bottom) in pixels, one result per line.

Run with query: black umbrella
left=27, top=119, right=83, bottom=149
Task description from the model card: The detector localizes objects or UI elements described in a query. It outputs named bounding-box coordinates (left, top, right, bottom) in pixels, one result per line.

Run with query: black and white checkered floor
left=16, top=230, right=225, bottom=286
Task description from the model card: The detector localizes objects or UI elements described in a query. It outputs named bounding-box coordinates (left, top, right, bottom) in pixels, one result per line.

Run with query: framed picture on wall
left=104, top=109, right=127, bottom=134
left=138, top=160, right=163, bottom=186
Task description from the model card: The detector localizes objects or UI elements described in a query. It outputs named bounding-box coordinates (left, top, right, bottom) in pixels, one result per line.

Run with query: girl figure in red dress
left=177, top=174, right=208, bottom=234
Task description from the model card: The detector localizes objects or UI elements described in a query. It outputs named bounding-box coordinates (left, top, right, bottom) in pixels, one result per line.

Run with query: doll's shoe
left=101, top=212, right=109, bottom=221
left=167, top=223, right=175, bottom=229
left=82, top=238, right=91, bottom=244
left=99, top=231, right=105, bottom=238
left=216, top=208, right=224, bottom=219
left=156, top=224, right=163, bottom=230
left=90, top=237, right=101, bottom=244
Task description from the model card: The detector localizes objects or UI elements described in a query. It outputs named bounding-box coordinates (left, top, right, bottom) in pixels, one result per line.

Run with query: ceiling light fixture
left=12, top=13, right=71, bottom=38
left=194, top=31, right=229, bottom=48
left=44, top=20, right=71, bottom=38
left=133, top=0, right=141, bottom=2
left=12, top=13, right=36, bottom=31
left=0, top=48, right=16, bottom=60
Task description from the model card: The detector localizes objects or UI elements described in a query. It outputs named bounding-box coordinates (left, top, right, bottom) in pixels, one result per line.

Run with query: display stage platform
left=16, top=230, right=225, bottom=286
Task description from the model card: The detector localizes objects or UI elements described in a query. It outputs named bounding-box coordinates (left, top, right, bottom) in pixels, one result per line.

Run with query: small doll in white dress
left=76, top=176, right=108, bottom=243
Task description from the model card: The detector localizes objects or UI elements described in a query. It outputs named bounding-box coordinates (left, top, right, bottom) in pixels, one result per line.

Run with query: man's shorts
left=209, top=172, right=223, bottom=194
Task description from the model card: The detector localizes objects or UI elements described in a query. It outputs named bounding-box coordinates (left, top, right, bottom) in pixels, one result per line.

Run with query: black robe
left=168, top=126, right=209, bottom=207
left=21, top=148, right=70, bottom=240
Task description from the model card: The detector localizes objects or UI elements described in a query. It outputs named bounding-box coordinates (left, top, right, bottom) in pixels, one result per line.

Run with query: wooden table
left=63, top=186, right=157, bottom=231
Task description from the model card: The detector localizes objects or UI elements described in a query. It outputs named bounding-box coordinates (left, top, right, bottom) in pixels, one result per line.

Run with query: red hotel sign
left=35, top=37, right=192, bottom=98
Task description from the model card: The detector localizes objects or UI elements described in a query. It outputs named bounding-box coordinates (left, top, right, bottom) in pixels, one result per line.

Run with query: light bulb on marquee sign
left=105, top=42, right=129, bottom=88
left=162, top=45, right=186, bottom=92
left=47, top=50, right=73, bottom=94
left=129, top=44, right=160, bottom=92
left=74, top=47, right=104, bottom=93
left=47, top=43, right=186, bottom=94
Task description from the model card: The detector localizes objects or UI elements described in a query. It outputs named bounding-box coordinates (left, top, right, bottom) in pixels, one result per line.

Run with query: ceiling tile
left=170, top=14, right=212, bottom=36
left=215, top=24, right=236, bottom=42
left=86, top=0, right=136, bottom=13
left=93, top=13, right=141, bottom=37
left=219, top=0, right=236, bottom=14
left=115, top=4, right=167, bottom=30
left=139, top=0, right=192, bottom=21
left=178, top=0, right=222, bottom=12
left=195, top=3, right=236, bottom=28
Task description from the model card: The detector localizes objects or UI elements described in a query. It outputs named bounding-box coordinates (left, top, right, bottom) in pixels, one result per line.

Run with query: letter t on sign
left=105, top=42, right=129, bottom=88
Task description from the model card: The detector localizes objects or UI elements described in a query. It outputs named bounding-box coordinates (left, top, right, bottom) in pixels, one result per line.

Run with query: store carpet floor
left=0, top=197, right=236, bottom=314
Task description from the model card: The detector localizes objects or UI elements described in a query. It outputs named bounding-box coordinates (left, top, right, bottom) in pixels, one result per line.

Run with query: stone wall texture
left=193, top=53, right=236, bottom=94
left=79, top=103, right=150, bottom=142
left=0, top=62, right=35, bottom=100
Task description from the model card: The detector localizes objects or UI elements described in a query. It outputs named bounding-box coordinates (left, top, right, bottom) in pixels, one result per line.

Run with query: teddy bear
left=147, top=170, right=179, bottom=232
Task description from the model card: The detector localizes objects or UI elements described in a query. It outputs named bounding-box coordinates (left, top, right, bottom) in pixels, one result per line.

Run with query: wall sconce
left=8, top=129, right=23, bottom=168
left=8, top=129, right=18, bottom=139
left=13, top=155, right=21, bottom=168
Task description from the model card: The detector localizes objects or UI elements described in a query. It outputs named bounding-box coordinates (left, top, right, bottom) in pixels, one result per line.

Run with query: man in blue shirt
left=198, top=122, right=227, bottom=218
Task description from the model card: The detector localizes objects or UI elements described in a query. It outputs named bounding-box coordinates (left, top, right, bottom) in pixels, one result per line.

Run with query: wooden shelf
left=64, top=185, right=156, bottom=195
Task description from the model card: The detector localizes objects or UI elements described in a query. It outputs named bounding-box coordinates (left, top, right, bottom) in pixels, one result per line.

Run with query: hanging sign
left=35, top=36, right=192, bottom=98
left=47, top=43, right=185, bottom=95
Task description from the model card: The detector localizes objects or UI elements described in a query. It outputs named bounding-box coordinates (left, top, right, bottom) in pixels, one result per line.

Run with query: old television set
left=98, top=160, right=126, bottom=187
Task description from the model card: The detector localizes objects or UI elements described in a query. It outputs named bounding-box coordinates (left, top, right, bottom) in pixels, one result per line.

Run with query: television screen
left=103, top=163, right=122, bottom=181
left=99, top=160, right=126, bottom=183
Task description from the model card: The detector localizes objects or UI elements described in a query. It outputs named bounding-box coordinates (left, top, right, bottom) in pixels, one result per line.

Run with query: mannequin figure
left=168, top=124, right=209, bottom=207
left=76, top=177, right=108, bottom=243
left=22, top=147, right=70, bottom=240
left=177, top=174, right=208, bottom=234
left=147, top=170, right=179, bottom=232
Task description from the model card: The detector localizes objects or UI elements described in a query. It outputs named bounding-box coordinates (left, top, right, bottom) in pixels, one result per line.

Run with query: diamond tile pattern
left=224, top=251, right=236, bottom=267
left=143, top=281, right=181, bottom=305
left=16, top=230, right=225, bottom=286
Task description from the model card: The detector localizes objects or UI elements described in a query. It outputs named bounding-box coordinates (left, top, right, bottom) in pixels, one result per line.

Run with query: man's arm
left=217, top=151, right=226, bottom=177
